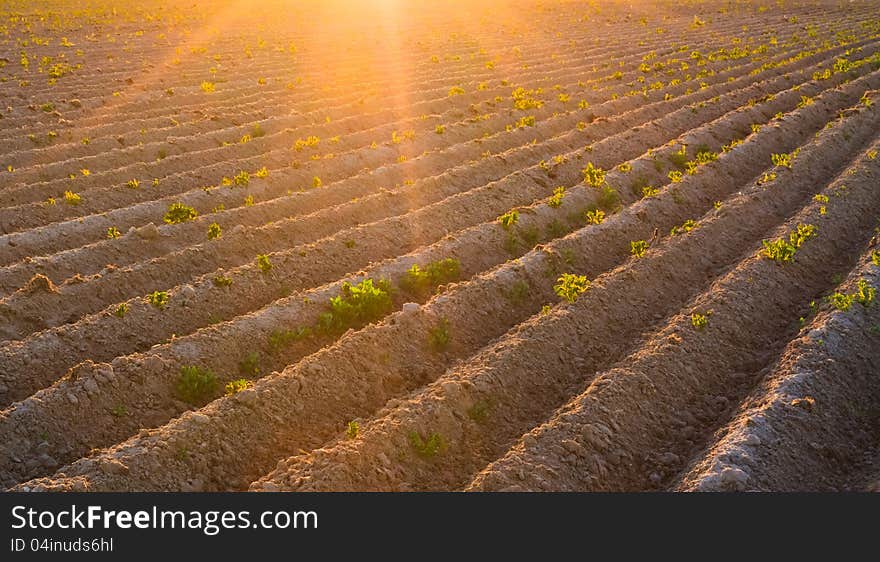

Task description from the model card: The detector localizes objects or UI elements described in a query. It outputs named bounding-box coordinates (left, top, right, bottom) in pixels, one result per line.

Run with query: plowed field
left=2, top=0, right=879, bottom=492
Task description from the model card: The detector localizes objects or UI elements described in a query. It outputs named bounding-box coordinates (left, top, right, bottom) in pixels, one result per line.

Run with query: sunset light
left=1, top=0, right=879, bottom=545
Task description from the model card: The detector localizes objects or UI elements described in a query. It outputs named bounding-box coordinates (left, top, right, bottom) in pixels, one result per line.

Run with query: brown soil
left=3, top=0, right=879, bottom=493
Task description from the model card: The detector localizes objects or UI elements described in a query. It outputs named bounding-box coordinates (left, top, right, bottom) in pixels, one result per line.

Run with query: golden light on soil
left=1, top=0, right=879, bottom=493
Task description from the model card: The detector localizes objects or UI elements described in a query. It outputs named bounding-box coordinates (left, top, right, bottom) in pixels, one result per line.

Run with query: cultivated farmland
left=1, top=0, right=880, bottom=492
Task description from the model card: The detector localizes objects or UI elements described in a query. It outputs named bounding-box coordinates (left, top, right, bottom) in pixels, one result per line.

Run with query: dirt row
left=466, top=131, right=880, bottom=492
left=677, top=241, right=880, bottom=491
left=1, top=38, right=862, bottom=298
left=8, top=78, right=875, bottom=492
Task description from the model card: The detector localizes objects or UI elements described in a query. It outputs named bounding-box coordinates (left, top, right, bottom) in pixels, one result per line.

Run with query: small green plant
left=293, top=136, right=320, bottom=151
left=225, top=378, right=249, bottom=396
left=409, top=431, right=445, bottom=457
left=517, top=115, right=537, bottom=128
left=854, top=279, right=875, bottom=307
left=596, top=185, right=620, bottom=212
left=545, top=219, right=566, bottom=238
left=520, top=225, right=539, bottom=247
left=585, top=208, right=605, bottom=225
left=691, top=312, right=710, bottom=330
left=175, top=365, right=219, bottom=405
left=872, top=250, right=880, bottom=266
left=547, top=186, right=565, bottom=208
left=467, top=400, right=491, bottom=423
left=346, top=421, right=359, bottom=439
left=757, top=171, right=777, bottom=186
left=582, top=162, right=606, bottom=187
left=505, top=280, right=530, bottom=305
left=641, top=185, right=660, bottom=198
left=163, top=202, right=197, bottom=224
left=110, top=405, right=128, bottom=417
left=761, top=224, right=817, bottom=263
left=213, top=275, right=233, bottom=287
left=391, top=130, right=415, bottom=144
left=826, top=291, right=853, bottom=311
left=257, top=254, right=272, bottom=273
left=671, top=219, right=698, bottom=236
left=238, top=352, right=260, bottom=376
left=428, top=318, right=451, bottom=352
left=125, top=178, right=139, bottom=189
left=147, top=291, right=169, bottom=309
left=268, top=327, right=313, bottom=351
left=499, top=209, right=519, bottom=229
left=107, top=226, right=121, bottom=239
left=113, top=303, right=128, bottom=318
left=668, top=170, right=683, bottom=183
left=630, top=240, right=649, bottom=258
left=207, top=222, right=222, bottom=240
left=694, top=149, right=718, bottom=165
left=762, top=239, right=795, bottom=263
left=399, top=258, right=461, bottom=298
left=791, top=223, right=817, bottom=246
left=227, top=171, right=248, bottom=187
left=63, top=190, right=81, bottom=205
left=771, top=152, right=793, bottom=169
left=317, top=279, right=393, bottom=335
left=668, top=145, right=688, bottom=169
left=799, top=300, right=820, bottom=328
left=554, top=273, right=590, bottom=303
left=502, top=232, right=520, bottom=254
